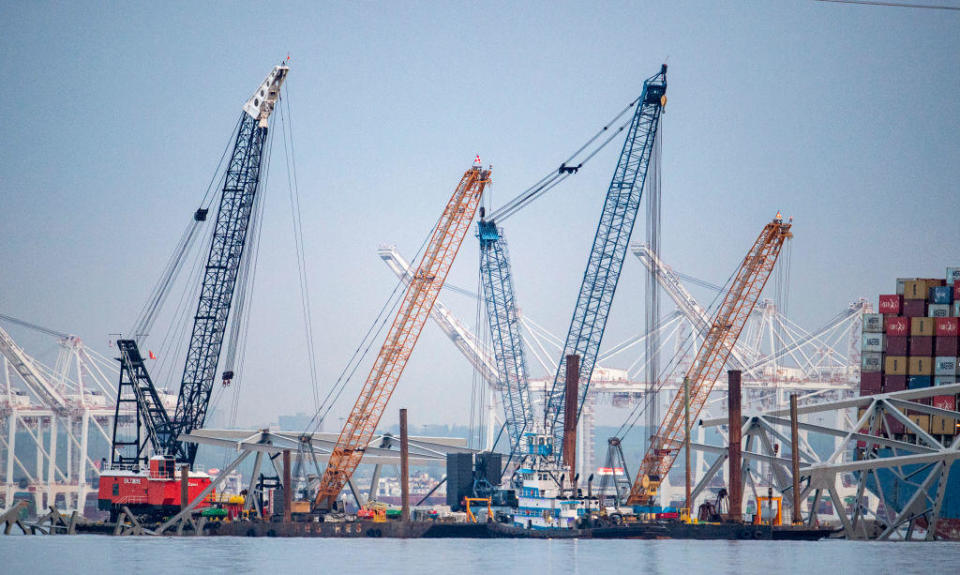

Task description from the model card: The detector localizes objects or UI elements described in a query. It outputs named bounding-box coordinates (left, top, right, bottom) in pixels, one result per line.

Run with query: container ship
left=859, top=267, right=960, bottom=539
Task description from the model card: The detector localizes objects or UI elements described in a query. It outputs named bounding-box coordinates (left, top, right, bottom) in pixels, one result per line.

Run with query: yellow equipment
left=754, top=496, right=783, bottom=526
left=464, top=497, right=493, bottom=524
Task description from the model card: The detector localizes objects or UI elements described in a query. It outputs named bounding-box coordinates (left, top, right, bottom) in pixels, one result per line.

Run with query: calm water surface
left=3, top=535, right=959, bottom=574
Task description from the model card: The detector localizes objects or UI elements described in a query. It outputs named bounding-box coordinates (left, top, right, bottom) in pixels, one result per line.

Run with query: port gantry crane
left=626, top=214, right=793, bottom=505
left=109, top=64, right=289, bottom=470
left=543, top=65, right=667, bottom=459
left=313, top=161, right=492, bottom=510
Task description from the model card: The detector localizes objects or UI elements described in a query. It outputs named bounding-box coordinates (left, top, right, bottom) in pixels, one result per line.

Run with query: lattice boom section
left=628, top=218, right=792, bottom=504
left=480, top=224, right=532, bottom=454
left=545, top=66, right=668, bottom=452
left=315, top=166, right=491, bottom=506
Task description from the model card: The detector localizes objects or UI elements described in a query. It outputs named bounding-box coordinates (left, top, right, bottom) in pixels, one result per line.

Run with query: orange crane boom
left=627, top=214, right=793, bottom=505
left=314, top=164, right=492, bottom=508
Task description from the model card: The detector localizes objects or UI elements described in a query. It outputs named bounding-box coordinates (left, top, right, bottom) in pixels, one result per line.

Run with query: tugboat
left=512, top=433, right=599, bottom=530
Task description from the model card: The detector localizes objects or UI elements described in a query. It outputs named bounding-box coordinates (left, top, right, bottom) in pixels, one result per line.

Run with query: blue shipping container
left=908, top=376, right=932, bottom=389
left=930, top=285, right=954, bottom=305
left=935, top=376, right=957, bottom=386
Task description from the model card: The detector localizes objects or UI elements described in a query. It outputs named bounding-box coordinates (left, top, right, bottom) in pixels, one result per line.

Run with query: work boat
left=512, top=433, right=598, bottom=530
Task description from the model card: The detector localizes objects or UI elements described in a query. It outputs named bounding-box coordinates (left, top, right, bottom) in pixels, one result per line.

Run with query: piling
left=563, top=354, right=580, bottom=485
left=180, top=465, right=189, bottom=512
left=727, top=370, right=742, bottom=521
left=282, top=449, right=292, bottom=523
left=684, top=376, right=691, bottom=514
left=400, top=408, right=410, bottom=523
left=790, top=393, right=801, bottom=524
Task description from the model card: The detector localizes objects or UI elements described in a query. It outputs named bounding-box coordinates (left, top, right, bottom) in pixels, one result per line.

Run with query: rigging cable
left=488, top=97, right=641, bottom=222
left=302, top=206, right=442, bottom=436
left=278, top=80, right=323, bottom=413
left=130, top=116, right=242, bottom=342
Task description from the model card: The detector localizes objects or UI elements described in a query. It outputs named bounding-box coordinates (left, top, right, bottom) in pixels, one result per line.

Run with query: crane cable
left=129, top=116, right=241, bottom=341
left=301, top=205, right=444, bottom=436
left=488, top=97, right=641, bottom=223
left=207, top=115, right=276, bottom=430
left=615, top=259, right=742, bottom=441
left=277, top=80, right=322, bottom=413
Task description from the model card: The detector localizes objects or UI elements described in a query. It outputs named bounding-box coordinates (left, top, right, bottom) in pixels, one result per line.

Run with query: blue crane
left=478, top=214, right=533, bottom=457
left=110, top=64, right=289, bottom=469
left=543, top=65, right=667, bottom=454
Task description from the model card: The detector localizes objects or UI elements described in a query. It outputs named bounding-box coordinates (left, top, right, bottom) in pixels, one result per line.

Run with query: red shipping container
left=886, top=316, right=910, bottom=336
left=878, top=294, right=902, bottom=315
left=860, top=372, right=883, bottom=395
left=933, top=395, right=956, bottom=411
left=909, top=336, right=933, bottom=356
left=902, top=299, right=927, bottom=318
left=884, top=375, right=908, bottom=392
left=886, top=414, right=906, bottom=435
left=935, top=317, right=959, bottom=337
left=935, top=336, right=959, bottom=356
left=886, top=335, right=908, bottom=355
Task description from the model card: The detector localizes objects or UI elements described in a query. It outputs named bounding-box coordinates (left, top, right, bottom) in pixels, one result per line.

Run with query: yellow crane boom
left=627, top=214, right=793, bottom=505
left=314, top=163, right=492, bottom=509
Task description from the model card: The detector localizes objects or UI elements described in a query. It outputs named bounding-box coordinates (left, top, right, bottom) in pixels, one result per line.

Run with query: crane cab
left=98, top=456, right=214, bottom=520
left=524, top=432, right=554, bottom=458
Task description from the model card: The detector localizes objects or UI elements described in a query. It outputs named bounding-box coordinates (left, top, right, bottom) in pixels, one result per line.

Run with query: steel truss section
left=692, top=383, right=960, bottom=540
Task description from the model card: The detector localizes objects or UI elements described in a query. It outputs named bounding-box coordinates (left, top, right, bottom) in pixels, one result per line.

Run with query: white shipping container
left=934, top=357, right=958, bottom=376
left=947, top=267, right=960, bottom=285
left=929, top=304, right=951, bottom=318
left=862, top=333, right=885, bottom=353
left=863, top=313, right=884, bottom=333
left=935, top=376, right=957, bottom=386
left=861, top=352, right=883, bottom=373
left=897, top=278, right=913, bottom=296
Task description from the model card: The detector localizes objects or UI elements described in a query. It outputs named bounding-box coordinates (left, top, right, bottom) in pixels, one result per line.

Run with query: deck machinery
left=98, top=64, right=288, bottom=519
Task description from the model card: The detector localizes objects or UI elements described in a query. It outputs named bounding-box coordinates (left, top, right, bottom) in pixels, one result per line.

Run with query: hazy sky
left=1, top=2, right=958, bottom=434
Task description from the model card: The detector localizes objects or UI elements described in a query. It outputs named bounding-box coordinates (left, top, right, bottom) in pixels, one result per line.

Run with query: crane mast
left=627, top=215, right=793, bottom=505
left=110, top=64, right=288, bottom=468
left=478, top=219, right=533, bottom=456
left=543, top=65, right=667, bottom=455
left=314, top=163, right=491, bottom=509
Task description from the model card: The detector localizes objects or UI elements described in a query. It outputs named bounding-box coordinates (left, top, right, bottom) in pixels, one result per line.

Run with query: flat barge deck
left=206, top=520, right=834, bottom=540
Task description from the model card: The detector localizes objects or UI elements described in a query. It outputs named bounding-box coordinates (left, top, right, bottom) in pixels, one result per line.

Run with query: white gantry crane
left=0, top=316, right=160, bottom=515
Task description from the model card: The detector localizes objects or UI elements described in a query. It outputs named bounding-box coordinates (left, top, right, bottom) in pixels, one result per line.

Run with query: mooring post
left=790, top=393, right=801, bottom=524
left=282, top=449, right=292, bottom=523
left=180, top=464, right=189, bottom=512
left=400, top=408, right=410, bottom=524
left=563, top=354, right=580, bottom=487
left=728, top=370, right=742, bottom=522
left=684, top=376, right=691, bottom=516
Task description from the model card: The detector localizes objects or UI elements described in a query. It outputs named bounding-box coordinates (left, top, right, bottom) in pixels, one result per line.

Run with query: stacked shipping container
left=860, top=268, right=960, bottom=438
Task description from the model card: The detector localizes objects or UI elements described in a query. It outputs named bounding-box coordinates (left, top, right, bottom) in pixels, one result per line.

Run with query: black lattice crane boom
left=110, top=64, right=288, bottom=469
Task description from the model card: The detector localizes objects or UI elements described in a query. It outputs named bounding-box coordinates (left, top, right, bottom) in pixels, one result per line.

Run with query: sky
left=1, top=1, right=958, bottom=435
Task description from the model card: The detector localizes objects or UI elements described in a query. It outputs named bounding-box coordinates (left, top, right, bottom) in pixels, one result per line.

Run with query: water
left=4, top=536, right=960, bottom=574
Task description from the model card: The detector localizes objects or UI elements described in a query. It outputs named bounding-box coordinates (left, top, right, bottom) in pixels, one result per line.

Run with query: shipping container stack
left=859, top=267, right=960, bottom=440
